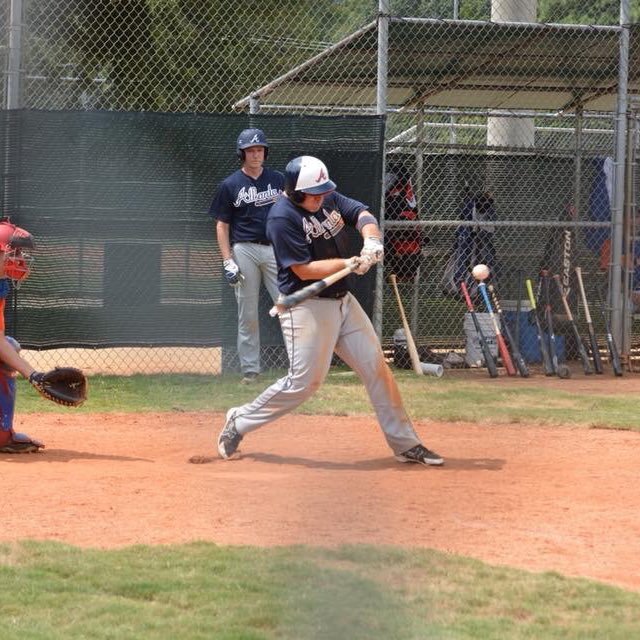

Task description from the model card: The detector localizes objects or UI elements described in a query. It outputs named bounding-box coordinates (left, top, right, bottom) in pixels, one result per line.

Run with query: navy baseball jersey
left=266, top=191, right=368, bottom=298
left=209, top=168, right=285, bottom=244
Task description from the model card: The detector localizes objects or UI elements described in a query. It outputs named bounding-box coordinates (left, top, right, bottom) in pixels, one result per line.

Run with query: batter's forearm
left=356, top=211, right=381, bottom=239
left=291, top=258, right=352, bottom=281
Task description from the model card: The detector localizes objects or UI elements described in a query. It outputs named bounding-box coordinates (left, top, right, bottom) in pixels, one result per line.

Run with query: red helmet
left=0, top=220, right=35, bottom=282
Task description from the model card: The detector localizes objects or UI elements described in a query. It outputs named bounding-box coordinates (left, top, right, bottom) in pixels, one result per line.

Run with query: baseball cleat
left=395, top=444, right=443, bottom=467
left=0, top=433, right=45, bottom=454
left=217, top=408, right=243, bottom=459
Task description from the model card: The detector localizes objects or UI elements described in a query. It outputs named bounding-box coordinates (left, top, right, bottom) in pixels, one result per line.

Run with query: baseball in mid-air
left=472, top=264, right=490, bottom=281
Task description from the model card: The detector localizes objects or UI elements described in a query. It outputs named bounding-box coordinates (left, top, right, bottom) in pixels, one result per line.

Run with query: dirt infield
left=3, top=405, right=640, bottom=592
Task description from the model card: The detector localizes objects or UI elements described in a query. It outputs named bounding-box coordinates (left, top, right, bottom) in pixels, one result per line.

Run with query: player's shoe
left=0, top=432, right=45, bottom=454
left=241, top=372, right=259, bottom=385
left=217, top=408, right=243, bottom=459
left=395, top=444, right=443, bottom=467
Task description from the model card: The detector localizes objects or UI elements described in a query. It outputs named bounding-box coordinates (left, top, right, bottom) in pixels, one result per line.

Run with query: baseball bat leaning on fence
left=595, top=286, right=624, bottom=376
left=269, top=261, right=357, bottom=317
left=541, top=270, right=571, bottom=379
left=552, top=274, right=593, bottom=375
left=515, top=269, right=524, bottom=348
left=477, top=282, right=517, bottom=376
left=460, top=281, right=499, bottom=378
left=389, top=273, right=423, bottom=376
left=525, top=278, right=555, bottom=376
left=574, top=267, right=603, bottom=374
left=488, top=284, right=529, bottom=377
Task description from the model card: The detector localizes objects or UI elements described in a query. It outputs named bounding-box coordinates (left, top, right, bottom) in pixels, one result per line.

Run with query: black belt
left=321, top=291, right=348, bottom=299
left=251, top=240, right=271, bottom=246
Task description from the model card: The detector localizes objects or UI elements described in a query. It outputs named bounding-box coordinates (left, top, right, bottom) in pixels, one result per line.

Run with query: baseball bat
left=541, top=270, right=571, bottom=379
left=269, top=262, right=356, bottom=316
left=488, top=284, right=529, bottom=377
left=553, top=274, right=593, bottom=375
left=595, top=286, right=623, bottom=376
left=477, top=282, right=517, bottom=376
left=525, top=278, right=554, bottom=376
left=460, top=281, right=499, bottom=378
left=574, top=267, right=603, bottom=374
left=389, top=274, right=423, bottom=376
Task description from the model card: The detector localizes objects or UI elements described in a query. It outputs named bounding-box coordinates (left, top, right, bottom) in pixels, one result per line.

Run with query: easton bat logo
left=562, top=229, right=572, bottom=294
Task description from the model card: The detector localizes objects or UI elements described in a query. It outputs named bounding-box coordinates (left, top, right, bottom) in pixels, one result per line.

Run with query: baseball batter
left=217, top=156, right=443, bottom=467
left=209, top=128, right=285, bottom=383
left=0, top=220, right=44, bottom=453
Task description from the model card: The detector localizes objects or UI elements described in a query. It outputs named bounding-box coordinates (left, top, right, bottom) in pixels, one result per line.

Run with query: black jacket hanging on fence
left=441, top=191, right=498, bottom=298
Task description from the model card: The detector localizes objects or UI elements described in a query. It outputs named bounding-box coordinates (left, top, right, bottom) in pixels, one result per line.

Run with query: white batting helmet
left=284, top=156, right=336, bottom=201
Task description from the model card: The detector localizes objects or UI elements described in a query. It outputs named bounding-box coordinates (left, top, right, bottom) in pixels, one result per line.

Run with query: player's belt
left=321, top=290, right=348, bottom=299
left=251, top=240, right=271, bottom=246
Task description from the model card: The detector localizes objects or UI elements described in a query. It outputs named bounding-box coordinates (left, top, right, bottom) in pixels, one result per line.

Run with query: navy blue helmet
left=236, top=128, right=269, bottom=160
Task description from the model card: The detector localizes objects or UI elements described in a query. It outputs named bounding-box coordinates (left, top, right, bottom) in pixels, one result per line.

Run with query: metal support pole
left=609, top=0, right=631, bottom=346
left=572, top=107, right=583, bottom=224
left=621, top=109, right=637, bottom=360
left=4, top=0, right=24, bottom=212
left=249, top=96, right=260, bottom=115
left=410, top=109, right=425, bottom=336
left=6, top=0, right=23, bottom=110
left=373, top=0, right=390, bottom=339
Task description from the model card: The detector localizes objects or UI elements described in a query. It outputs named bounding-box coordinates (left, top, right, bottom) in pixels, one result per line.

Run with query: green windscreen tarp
left=0, top=110, right=385, bottom=348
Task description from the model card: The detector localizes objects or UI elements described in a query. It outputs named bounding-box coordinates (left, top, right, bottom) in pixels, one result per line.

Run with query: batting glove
left=361, top=237, right=384, bottom=263
left=222, top=258, right=244, bottom=287
left=345, top=255, right=375, bottom=276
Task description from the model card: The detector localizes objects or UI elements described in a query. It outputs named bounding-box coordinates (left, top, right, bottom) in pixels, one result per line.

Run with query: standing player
left=209, top=128, right=285, bottom=383
left=217, top=156, right=443, bottom=467
left=0, top=220, right=44, bottom=453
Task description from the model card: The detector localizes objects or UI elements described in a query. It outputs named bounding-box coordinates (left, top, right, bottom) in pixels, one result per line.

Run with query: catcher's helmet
left=236, top=128, right=269, bottom=160
left=284, top=156, right=336, bottom=203
left=0, top=219, right=34, bottom=282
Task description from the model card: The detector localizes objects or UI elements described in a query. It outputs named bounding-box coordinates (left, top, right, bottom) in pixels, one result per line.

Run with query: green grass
left=1, top=542, right=638, bottom=640
left=16, top=368, right=640, bottom=430
left=8, top=372, right=640, bottom=637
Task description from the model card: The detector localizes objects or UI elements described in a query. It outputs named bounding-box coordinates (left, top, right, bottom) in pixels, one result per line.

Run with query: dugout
left=234, top=12, right=639, bottom=357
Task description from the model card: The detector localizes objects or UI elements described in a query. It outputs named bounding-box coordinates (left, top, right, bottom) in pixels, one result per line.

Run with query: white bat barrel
left=420, top=362, right=444, bottom=378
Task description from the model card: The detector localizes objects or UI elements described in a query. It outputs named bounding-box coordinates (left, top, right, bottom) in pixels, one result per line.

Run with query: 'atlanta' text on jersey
left=302, top=209, right=345, bottom=242
left=234, top=184, right=280, bottom=208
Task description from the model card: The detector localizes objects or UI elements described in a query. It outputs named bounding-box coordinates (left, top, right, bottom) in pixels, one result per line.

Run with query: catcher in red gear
left=0, top=219, right=87, bottom=454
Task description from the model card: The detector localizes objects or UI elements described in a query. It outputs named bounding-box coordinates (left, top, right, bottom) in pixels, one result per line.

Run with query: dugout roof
left=234, top=18, right=640, bottom=113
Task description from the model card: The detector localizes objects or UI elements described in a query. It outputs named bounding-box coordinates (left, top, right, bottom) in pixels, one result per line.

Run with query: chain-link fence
left=2, top=0, right=639, bottom=375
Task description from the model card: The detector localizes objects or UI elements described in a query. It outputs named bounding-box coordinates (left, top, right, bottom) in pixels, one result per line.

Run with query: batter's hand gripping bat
left=389, top=274, right=423, bottom=376
left=525, top=278, right=554, bottom=376
left=268, top=261, right=356, bottom=317
left=477, top=282, right=517, bottom=376
left=460, top=281, right=499, bottom=378
left=595, top=286, right=623, bottom=376
left=574, top=267, right=603, bottom=374
left=541, top=270, right=571, bottom=379
left=552, top=274, right=593, bottom=375
left=488, top=284, right=529, bottom=377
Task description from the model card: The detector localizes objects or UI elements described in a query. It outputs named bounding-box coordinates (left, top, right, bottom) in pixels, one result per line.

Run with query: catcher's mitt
left=29, top=367, right=87, bottom=407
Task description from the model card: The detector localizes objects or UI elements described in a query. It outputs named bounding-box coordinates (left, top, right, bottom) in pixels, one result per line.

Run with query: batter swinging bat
left=269, top=261, right=356, bottom=317
left=389, top=273, right=423, bottom=376
left=478, top=282, right=517, bottom=376
left=553, top=274, right=593, bottom=375
left=525, top=278, right=554, bottom=376
left=595, top=286, right=623, bottom=376
left=574, top=267, right=603, bottom=374
left=460, top=281, right=499, bottom=378
left=488, top=284, right=529, bottom=377
left=541, top=270, right=571, bottom=379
